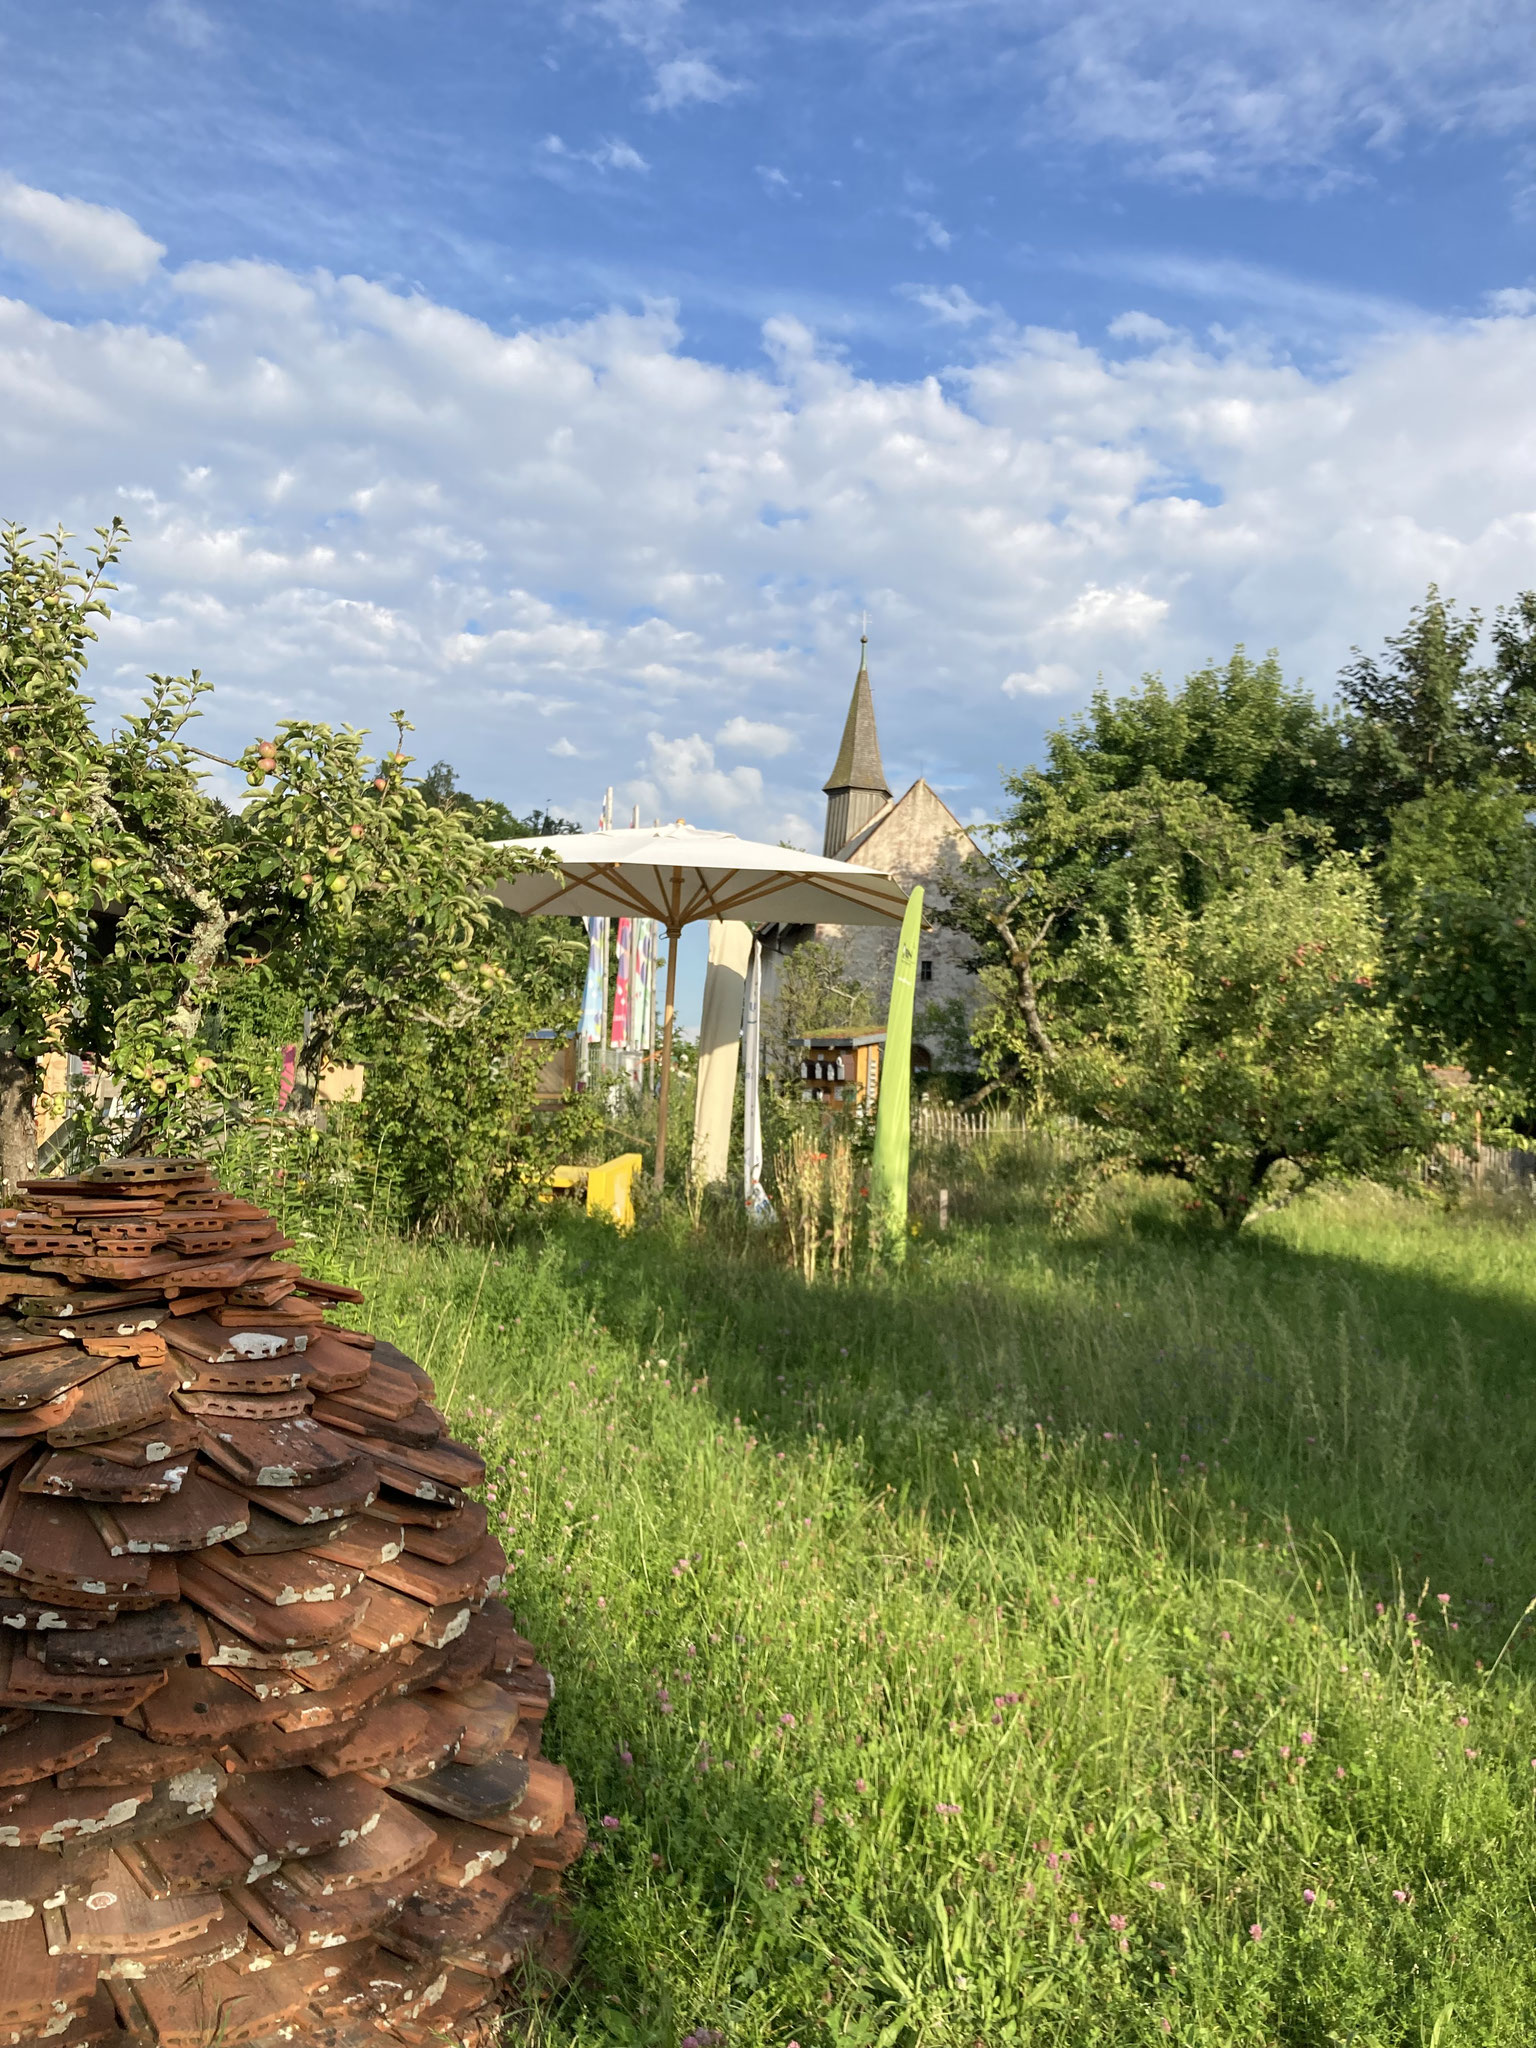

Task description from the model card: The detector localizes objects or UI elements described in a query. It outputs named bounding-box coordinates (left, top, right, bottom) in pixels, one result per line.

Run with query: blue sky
left=3, top=1, right=1536, bottom=893
left=9, top=4, right=1534, bottom=374
left=8, top=3, right=1533, bottom=361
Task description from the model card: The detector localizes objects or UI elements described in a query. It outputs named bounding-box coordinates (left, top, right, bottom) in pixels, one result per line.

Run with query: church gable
left=840, top=778, right=980, bottom=899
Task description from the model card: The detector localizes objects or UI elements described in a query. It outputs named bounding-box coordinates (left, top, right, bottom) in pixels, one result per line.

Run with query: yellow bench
left=542, top=1153, right=643, bottom=1230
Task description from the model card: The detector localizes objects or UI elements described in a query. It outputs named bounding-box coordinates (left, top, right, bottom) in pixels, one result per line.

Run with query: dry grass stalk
left=777, top=1130, right=825, bottom=1284
left=827, top=1135, right=854, bottom=1280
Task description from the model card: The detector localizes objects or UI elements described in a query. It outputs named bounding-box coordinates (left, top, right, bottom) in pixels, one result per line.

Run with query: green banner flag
left=869, top=886, right=923, bottom=1263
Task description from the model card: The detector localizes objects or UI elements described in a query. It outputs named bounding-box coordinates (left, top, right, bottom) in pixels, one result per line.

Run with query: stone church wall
left=811, top=780, right=986, bottom=1072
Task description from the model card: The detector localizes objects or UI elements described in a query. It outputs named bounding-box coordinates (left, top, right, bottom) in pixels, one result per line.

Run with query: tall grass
left=228, top=1151, right=1536, bottom=2046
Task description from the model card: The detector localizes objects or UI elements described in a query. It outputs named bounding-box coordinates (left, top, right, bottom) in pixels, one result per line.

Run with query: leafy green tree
left=913, top=995, right=976, bottom=1080
left=1036, top=648, right=1349, bottom=833
left=1, top=521, right=122, bottom=1190
left=762, top=939, right=875, bottom=1087
left=82, top=672, right=247, bottom=1139
left=1491, top=592, right=1536, bottom=703
left=1324, top=591, right=1536, bottom=1112
left=941, top=773, right=1268, bottom=1102
left=1377, top=781, right=1536, bottom=1105
left=418, top=760, right=579, bottom=843
left=1046, top=844, right=1442, bottom=1227
left=944, top=767, right=1439, bottom=1216
left=1485, top=592, right=1536, bottom=794
left=56, top=695, right=560, bottom=1160
left=190, top=724, right=586, bottom=1226
left=1009, top=600, right=1536, bottom=862
left=355, top=912, right=588, bottom=1230
left=74, top=709, right=558, bottom=1152
left=1324, top=586, right=1536, bottom=843
left=0, top=523, right=223, bottom=1190
left=1333, top=589, right=1501, bottom=846
left=0, top=521, right=572, bottom=1191
left=223, top=715, right=537, bottom=1086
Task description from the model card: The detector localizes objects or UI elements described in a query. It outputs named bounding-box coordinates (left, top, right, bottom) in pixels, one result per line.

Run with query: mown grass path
left=281, top=1181, right=1536, bottom=2046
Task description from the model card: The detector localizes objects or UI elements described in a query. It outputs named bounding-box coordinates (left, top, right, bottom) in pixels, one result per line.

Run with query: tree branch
left=987, top=903, right=1058, bottom=1064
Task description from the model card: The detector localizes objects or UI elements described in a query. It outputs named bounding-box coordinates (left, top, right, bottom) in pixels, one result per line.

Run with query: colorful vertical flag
left=609, top=918, right=632, bottom=1047
left=625, top=920, right=647, bottom=1054
left=578, top=787, right=616, bottom=1055
left=579, top=917, right=609, bottom=1044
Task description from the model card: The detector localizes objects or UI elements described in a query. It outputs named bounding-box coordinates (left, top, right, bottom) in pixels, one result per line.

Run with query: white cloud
left=148, top=0, right=215, bottom=49
left=540, top=134, right=649, bottom=173
left=1084, top=248, right=1413, bottom=335
left=717, top=716, right=796, bottom=756
left=595, top=138, right=649, bottom=171
left=1024, top=0, right=1536, bottom=185
left=0, top=177, right=164, bottom=288
left=6, top=252, right=1536, bottom=843
left=648, top=55, right=738, bottom=109
left=568, top=1, right=1536, bottom=191
left=632, top=732, right=764, bottom=821
left=1107, top=310, right=1179, bottom=345
left=908, top=211, right=952, bottom=251
left=1003, top=664, right=1078, bottom=698
left=730, top=0, right=1528, bottom=192
left=902, top=283, right=993, bottom=328
left=583, top=0, right=741, bottom=113
left=1052, top=584, right=1170, bottom=637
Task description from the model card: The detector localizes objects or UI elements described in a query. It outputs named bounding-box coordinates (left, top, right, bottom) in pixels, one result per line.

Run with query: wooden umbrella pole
left=653, top=923, right=681, bottom=1189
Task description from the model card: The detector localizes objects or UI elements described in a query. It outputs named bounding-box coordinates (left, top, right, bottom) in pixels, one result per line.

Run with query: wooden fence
left=912, top=1105, right=1027, bottom=1145
left=1429, top=1142, right=1536, bottom=1195
left=908, top=1116, right=1536, bottom=1193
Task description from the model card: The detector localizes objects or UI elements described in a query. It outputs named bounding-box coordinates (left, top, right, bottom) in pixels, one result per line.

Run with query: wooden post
left=939, top=1188, right=949, bottom=1231
left=653, top=924, right=681, bottom=1190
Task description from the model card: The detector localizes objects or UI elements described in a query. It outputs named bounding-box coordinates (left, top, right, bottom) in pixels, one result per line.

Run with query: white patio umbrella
left=491, top=822, right=909, bottom=1187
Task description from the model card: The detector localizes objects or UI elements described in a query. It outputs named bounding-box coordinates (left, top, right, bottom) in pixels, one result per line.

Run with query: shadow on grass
left=530, top=1183, right=1536, bottom=1682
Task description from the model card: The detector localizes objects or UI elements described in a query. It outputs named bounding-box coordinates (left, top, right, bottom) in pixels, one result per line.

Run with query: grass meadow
left=254, top=1146, right=1536, bottom=2046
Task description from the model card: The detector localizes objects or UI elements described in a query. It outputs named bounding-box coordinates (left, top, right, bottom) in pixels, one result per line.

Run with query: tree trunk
left=0, top=1050, right=37, bottom=1201
left=160, top=877, right=232, bottom=1056
left=1014, top=948, right=1058, bottom=1066
left=988, top=905, right=1058, bottom=1067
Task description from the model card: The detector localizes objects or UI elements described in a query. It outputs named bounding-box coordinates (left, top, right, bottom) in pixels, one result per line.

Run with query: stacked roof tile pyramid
left=0, top=1155, right=583, bottom=2048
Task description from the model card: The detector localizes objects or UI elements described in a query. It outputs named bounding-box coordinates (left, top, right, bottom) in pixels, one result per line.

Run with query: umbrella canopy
left=491, top=823, right=909, bottom=1187
left=489, top=822, right=909, bottom=926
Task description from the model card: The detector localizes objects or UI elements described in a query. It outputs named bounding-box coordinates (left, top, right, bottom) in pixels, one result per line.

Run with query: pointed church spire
left=822, top=632, right=892, bottom=857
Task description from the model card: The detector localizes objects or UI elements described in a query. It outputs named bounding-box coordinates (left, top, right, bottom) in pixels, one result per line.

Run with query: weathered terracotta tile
left=240, top=1465, right=379, bottom=1525
left=84, top=1472, right=249, bottom=1555
left=194, top=1417, right=358, bottom=1491
left=0, top=1352, right=116, bottom=1414
left=43, top=1848, right=222, bottom=1957
left=41, top=1607, right=202, bottom=1680
left=179, top=1557, right=368, bottom=1654
left=44, top=1362, right=182, bottom=1449
left=399, top=1498, right=487, bottom=1565
left=220, top=1769, right=383, bottom=1860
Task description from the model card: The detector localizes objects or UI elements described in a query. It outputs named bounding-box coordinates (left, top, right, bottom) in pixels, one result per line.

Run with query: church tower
left=821, top=635, right=892, bottom=857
